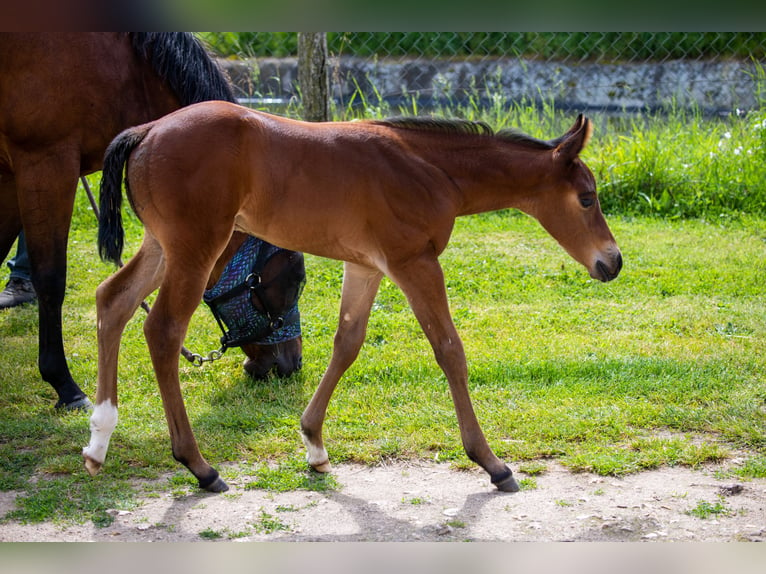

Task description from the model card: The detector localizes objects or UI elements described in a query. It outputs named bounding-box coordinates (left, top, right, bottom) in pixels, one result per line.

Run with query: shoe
left=0, top=277, right=37, bottom=309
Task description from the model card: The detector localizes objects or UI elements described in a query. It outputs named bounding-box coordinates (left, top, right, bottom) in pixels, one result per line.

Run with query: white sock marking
left=82, top=399, right=118, bottom=464
left=300, top=430, right=328, bottom=467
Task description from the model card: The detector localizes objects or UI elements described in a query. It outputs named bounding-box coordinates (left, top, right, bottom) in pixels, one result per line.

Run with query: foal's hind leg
left=301, top=263, right=382, bottom=472
left=84, top=232, right=165, bottom=475
left=143, top=250, right=229, bottom=492
left=389, top=255, right=519, bottom=492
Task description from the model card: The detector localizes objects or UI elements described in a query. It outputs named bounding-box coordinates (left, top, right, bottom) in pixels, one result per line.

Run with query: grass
left=1, top=103, right=765, bottom=525
left=685, top=498, right=733, bottom=519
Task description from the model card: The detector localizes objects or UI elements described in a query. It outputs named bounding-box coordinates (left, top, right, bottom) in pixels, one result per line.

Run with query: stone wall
left=219, top=56, right=764, bottom=114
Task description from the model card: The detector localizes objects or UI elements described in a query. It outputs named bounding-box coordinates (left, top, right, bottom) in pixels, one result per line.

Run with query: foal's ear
left=553, top=114, right=593, bottom=163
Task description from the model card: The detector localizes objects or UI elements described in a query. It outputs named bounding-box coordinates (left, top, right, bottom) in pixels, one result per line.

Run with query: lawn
left=1, top=175, right=764, bottom=524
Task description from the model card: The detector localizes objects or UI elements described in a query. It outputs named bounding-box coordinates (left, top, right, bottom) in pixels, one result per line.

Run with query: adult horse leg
left=0, top=179, right=21, bottom=262
left=143, top=246, right=229, bottom=492
left=389, top=255, right=520, bottom=492
left=300, top=262, right=383, bottom=472
left=83, top=232, right=165, bottom=475
left=14, top=160, right=89, bottom=409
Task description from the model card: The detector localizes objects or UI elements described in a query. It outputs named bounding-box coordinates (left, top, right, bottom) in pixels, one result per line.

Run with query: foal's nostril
left=595, top=251, right=622, bottom=282
left=614, top=252, right=623, bottom=275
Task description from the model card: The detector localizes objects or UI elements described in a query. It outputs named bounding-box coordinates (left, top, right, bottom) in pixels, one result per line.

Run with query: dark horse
left=0, top=33, right=303, bottom=409
left=85, top=102, right=622, bottom=493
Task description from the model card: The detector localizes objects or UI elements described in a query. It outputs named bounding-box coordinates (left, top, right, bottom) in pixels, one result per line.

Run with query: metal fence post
left=298, top=32, right=329, bottom=122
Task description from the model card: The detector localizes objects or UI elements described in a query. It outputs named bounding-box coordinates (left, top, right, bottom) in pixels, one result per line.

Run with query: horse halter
left=203, top=235, right=305, bottom=350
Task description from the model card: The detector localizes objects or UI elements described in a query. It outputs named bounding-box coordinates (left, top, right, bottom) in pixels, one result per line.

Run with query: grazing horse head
left=206, top=232, right=305, bottom=379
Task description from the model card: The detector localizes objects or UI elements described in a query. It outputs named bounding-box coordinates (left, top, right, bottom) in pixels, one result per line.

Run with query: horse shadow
left=153, top=483, right=504, bottom=542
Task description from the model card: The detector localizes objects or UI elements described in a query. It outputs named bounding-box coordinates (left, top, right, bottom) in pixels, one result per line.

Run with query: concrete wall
left=219, top=56, right=765, bottom=114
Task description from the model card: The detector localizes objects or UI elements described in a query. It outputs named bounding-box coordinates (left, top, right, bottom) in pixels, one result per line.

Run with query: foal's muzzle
left=593, top=251, right=623, bottom=282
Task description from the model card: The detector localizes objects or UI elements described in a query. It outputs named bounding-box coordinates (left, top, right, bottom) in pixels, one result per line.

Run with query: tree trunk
left=297, top=33, right=329, bottom=122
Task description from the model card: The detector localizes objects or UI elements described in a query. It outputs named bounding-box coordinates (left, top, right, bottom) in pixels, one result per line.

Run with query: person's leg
left=0, top=231, right=36, bottom=309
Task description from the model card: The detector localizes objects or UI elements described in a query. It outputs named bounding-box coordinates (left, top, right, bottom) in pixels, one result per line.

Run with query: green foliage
left=200, top=33, right=766, bottom=62
left=243, top=458, right=339, bottom=492
left=592, top=106, right=766, bottom=218
left=685, top=498, right=732, bottom=519
left=733, top=455, right=766, bottom=479
left=251, top=510, right=290, bottom=534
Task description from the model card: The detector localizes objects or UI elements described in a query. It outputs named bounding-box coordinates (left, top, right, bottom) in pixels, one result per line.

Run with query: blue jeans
left=6, top=230, right=31, bottom=281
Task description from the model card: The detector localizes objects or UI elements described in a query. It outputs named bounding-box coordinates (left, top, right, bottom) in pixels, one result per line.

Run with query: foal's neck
left=437, top=141, right=552, bottom=217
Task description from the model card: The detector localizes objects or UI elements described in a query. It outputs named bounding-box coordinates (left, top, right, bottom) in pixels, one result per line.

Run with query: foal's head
left=516, top=115, right=622, bottom=282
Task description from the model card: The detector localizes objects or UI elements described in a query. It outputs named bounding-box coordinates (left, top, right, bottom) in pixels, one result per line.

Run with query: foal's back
left=127, top=101, right=467, bottom=266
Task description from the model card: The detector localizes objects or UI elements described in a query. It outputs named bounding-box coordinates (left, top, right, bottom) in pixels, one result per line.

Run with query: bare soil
left=1, top=460, right=764, bottom=542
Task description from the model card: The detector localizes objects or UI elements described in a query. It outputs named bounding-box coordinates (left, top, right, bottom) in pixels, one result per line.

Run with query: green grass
left=685, top=498, right=733, bottom=519
left=1, top=106, right=765, bottom=525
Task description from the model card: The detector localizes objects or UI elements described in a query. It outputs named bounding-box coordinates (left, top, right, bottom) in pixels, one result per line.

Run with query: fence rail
left=204, top=32, right=766, bottom=116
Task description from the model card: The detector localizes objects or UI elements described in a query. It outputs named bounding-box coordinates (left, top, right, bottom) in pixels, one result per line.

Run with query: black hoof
left=55, top=396, right=93, bottom=411
left=199, top=473, right=229, bottom=493
left=493, top=472, right=521, bottom=493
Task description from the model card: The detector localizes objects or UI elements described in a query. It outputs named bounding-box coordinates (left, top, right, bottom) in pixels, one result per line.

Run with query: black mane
left=374, top=116, right=494, bottom=137
left=374, top=116, right=555, bottom=150
left=495, top=127, right=555, bottom=150
left=130, top=33, right=236, bottom=105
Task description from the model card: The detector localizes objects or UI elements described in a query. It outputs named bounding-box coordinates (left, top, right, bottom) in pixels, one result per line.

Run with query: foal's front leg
left=301, top=263, right=382, bottom=472
left=390, top=255, right=519, bottom=492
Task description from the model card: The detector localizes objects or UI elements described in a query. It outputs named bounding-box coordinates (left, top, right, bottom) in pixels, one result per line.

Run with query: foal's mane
left=129, top=33, right=236, bottom=105
left=374, top=116, right=555, bottom=150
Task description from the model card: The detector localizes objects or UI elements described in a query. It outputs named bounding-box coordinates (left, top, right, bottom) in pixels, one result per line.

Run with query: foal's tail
left=98, top=123, right=153, bottom=265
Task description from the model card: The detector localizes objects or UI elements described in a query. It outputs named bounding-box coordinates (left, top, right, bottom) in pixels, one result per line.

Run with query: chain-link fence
left=207, top=32, right=766, bottom=116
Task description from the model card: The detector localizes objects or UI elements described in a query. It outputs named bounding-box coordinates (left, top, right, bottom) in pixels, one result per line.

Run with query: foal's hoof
left=56, top=396, right=93, bottom=411
left=83, top=455, right=102, bottom=477
left=493, top=472, right=521, bottom=493
left=310, top=460, right=332, bottom=474
left=200, top=475, right=229, bottom=493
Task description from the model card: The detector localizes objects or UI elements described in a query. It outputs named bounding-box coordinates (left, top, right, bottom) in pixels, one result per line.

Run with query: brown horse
left=85, top=103, right=622, bottom=493
left=0, top=33, right=302, bottom=409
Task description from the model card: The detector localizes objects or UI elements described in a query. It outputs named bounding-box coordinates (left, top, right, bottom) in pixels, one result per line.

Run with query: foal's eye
left=579, top=193, right=596, bottom=208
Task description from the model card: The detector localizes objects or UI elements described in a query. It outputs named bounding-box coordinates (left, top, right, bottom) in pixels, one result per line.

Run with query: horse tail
left=98, top=123, right=153, bottom=265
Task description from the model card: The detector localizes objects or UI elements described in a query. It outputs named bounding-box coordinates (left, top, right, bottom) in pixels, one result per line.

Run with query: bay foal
left=85, top=103, right=622, bottom=492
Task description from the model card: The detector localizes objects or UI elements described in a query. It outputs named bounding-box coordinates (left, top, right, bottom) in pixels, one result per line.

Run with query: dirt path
left=1, top=460, right=764, bottom=542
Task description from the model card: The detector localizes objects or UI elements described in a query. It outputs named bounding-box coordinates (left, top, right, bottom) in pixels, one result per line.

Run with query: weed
left=518, top=462, right=548, bottom=476
left=198, top=528, right=223, bottom=539
left=251, top=510, right=290, bottom=534
left=686, top=498, right=732, bottom=519
left=244, top=458, right=340, bottom=492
